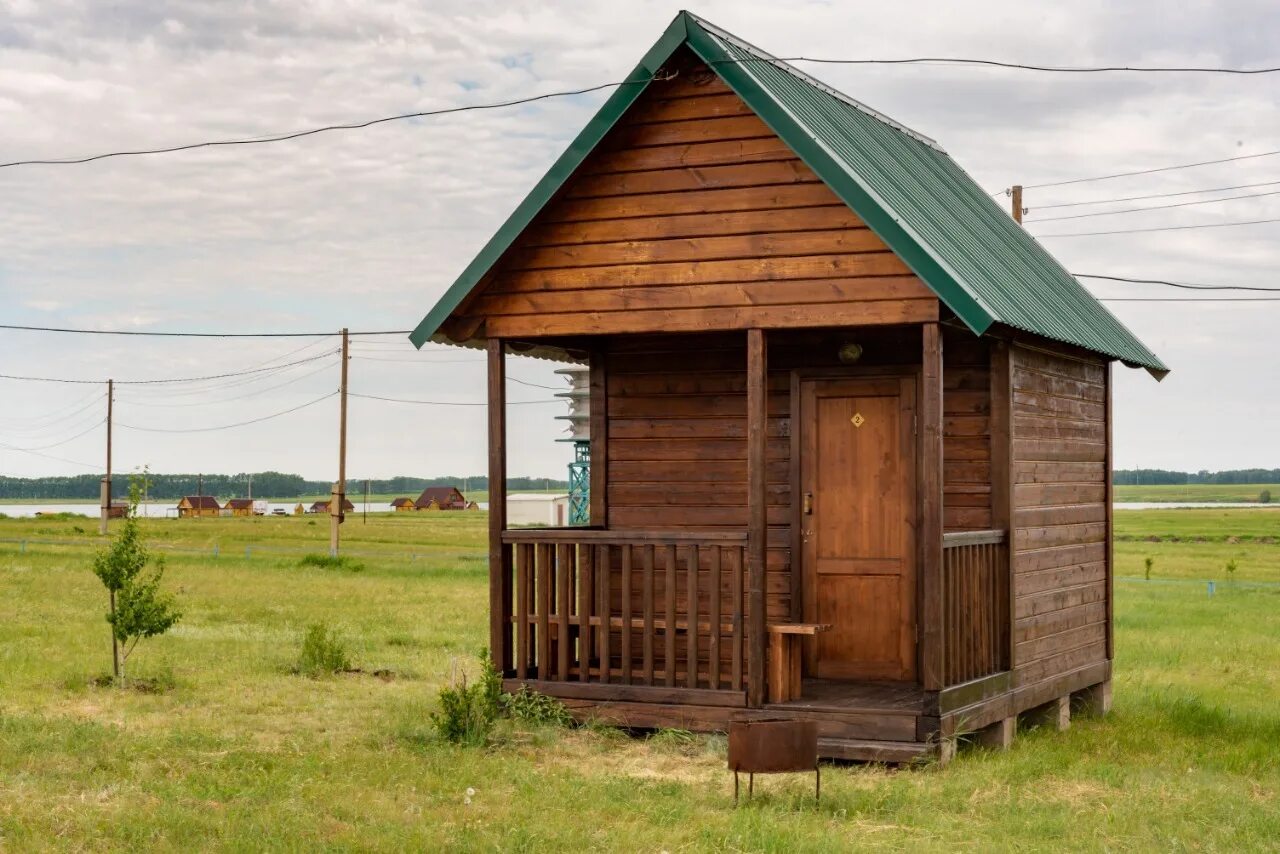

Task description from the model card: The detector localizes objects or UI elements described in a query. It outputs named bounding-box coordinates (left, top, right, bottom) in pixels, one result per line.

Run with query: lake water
left=1, top=500, right=1271, bottom=518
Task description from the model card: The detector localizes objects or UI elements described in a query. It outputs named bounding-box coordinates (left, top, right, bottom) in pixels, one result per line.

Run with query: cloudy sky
left=2, top=0, right=1278, bottom=483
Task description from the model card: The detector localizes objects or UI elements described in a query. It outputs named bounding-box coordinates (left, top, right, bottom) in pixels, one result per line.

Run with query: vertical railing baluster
left=642, top=544, right=655, bottom=685
left=556, top=543, right=570, bottom=681
left=621, top=545, right=633, bottom=685
left=577, top=543, right=592, bottom=682
left=686, top=544, right=699, bottom=690
left=515, top=542, right=530, bottom=680
left=536, top=543, right=551, bottom=681
left=731, top=545, right=744, bottom=692
left=598, top=544, right=610, bottom=685
left=664, top=544, right=677, bottom=687
left=709, top=544, right=722, bottom=691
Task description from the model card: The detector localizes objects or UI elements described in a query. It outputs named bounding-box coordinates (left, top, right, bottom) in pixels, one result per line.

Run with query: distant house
left=107, top=500, right=129, bottom=519
left=506, top=493, right=570, bottom=527
left=309, top=498, right=355, bottom=514
left=415, top=486, right=468, bottom=511
left=390, top=497, right=416, bottom=512
left=177, top=496, right=221, bottom=518
left=225, top=498, right=254, bottom=517
left=293, top=503, right=305, bottom=516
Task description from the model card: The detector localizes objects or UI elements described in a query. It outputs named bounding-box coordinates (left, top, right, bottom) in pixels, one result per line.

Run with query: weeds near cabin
left=298, top=553, right=365, bottom=572
left=504, top=685, right=573, bottom=727
left=431, top=650, right=503, bottom=746
left=1144, top=556, right=1155, bottom=580
left=1225, top=558, right=1238, bottom=581
left=294, top=622, right=351, bottom=678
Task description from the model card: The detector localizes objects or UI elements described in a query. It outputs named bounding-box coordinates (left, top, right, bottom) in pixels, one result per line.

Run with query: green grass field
left=2, top=510, right=1278, bottom=850
left=1114, top=483, right=1280, bottom=503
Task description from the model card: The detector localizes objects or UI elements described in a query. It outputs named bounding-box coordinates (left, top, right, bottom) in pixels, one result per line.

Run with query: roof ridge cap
left=684, top=11, right=945, bottom=153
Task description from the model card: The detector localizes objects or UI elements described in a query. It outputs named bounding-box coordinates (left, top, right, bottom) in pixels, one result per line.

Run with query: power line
left=348, top=392, right=559, bottom=406
left=116, top=391, right=337, bottom=433
left=0, top=323, right=409, bottom=338
left=1021, top=148, right=1280, bottom=190
left=1076, top=274, right=1280, bottom=292
left=0, top=444, right=100, bottom=471
left=0, top=418, right=106, bottom=452
left=0, top=350, right=337, bottom=386
left=1100, top=297, right=1280, bottom=302
left=1026, top=187, right=1280, bottom=222
left=0, top=81, right=637, bottom=169
left=1033, top=179, right=1280, bottom=210
left=1036, top=216, right=1280, bottom=238
left=745, top=56, right=1280, bottom=74
left=117, top=358, right=339, bottom=408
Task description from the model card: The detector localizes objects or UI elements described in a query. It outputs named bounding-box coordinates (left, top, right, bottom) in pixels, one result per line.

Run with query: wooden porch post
left=919, top=323, right=945, bottom=690
left=589, top=349, right=608, bottom=527
left=488, top=338, right=512, bottom=674
left=746, top=328, right=768, bottom=706
left=989, top=340, right=1014, bottom=671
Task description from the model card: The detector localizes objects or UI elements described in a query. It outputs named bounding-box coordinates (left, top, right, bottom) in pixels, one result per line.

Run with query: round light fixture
left=837, top=342, right=864, bottom=364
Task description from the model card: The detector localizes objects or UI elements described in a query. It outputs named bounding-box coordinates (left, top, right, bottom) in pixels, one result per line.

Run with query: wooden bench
left=767, top=623, right=831, bottom=703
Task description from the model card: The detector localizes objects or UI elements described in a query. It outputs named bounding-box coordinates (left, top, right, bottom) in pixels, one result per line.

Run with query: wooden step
left=818, top=737, right=936, bottom=764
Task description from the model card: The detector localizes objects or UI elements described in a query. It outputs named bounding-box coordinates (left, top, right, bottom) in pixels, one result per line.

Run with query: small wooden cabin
left=225, top=498, right=255, bottom=517
left=310, top=498, right=355, bottom=514
left=416, top=486, right=469, bottom=510
left=408, top=13, right=1165, bottom=762
left=391, top=497, right=417, bottom=512
left=177, top=495, right=221, bottom=518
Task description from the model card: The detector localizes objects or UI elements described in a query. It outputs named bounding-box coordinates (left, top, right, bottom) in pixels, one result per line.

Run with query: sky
left=2, top=0, right=1279, bottom=483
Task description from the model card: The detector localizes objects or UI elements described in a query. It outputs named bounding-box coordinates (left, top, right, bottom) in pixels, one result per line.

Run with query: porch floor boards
left=766, top=679, right=926, bottom=716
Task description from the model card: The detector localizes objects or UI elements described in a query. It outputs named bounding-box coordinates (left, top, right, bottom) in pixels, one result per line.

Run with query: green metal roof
left=411, top=11, right=1166, bottom=377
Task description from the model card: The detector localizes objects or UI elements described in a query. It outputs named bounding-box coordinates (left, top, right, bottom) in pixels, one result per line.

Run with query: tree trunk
left=109, top=590, right=120, bottom=683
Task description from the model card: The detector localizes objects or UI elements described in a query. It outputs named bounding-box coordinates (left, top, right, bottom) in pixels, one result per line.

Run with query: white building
left=506, top=493, right=570, bottom=527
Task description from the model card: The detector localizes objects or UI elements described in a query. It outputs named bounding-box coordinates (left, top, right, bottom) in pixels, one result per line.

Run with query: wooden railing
left=499, top=529, right=749, bottom=698
left=941, top=530, right=1009, bottom=686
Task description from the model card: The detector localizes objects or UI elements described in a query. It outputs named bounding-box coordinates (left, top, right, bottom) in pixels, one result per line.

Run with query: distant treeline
left=1113, top=469, right=1280, bottom=486
left=0, top=473, right=567, bottom=501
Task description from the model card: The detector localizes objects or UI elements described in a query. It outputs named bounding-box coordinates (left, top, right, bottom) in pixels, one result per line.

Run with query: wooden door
left=799, top=376, right=917, bottom=681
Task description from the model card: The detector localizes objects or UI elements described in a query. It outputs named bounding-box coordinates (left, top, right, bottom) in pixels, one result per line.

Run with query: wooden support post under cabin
left=1073, top=680, right=1113, bottom=718
left=589, top=350, right=608, bottom=527
left=919, top=323, right=945, bottom=690
left=488, top=338, right=511, bottom=675
left=1105, top=362, right=1115, bottom=661
left=1022, top=695, right=1071, bottom=732
left=746, top=328, right=768, bottom=707
left=974, top=716, right=1016, bottom=750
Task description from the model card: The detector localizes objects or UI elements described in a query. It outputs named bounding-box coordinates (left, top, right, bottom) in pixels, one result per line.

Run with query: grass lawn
left=1, top=511, right=1278, bottom=850
left=1114, top=483, right=1280, bottom=503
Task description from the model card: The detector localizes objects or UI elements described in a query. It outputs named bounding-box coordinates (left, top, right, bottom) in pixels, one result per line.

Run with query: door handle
left=803, top=492, right=813, bottom=515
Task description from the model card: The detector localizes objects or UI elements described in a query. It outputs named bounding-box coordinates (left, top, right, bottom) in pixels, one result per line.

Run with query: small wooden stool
left=728, top=718, right=820, bottom=804
left=766, top=623, right=831, bottom=703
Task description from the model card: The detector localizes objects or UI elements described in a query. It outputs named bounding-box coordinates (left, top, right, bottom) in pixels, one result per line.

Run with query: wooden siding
left=942, top=327, right=993, bottom=533
left=1010, top=342, right=1109, bottom=692
left=454, top=52, right=938, bottom=339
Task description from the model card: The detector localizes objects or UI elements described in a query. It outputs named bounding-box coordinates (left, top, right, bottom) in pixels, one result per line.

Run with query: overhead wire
left=117, top=357, right=340, bottom=408
left=1076, top=274, right=1280, bottom=292
left=1033, top=216, right=1280, bottom=238
left=348, top=392, right=559, bottom=406
left=1032, top=179, right=1280, bottom=210
left=0, top=418, right=106, bottom=452
left=1025, top=187, right=1280, bottom=222
left=116, top=391, right=338, bottom=433
left=1019, top=148, right=1280, bottom=190
left=0, top=350, right=337, bottom=386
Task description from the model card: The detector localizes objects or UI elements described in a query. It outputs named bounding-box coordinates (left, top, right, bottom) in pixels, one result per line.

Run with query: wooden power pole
left=100, top=378, right=113, bottom=535
left=330, top=328, right=350, bottom=556
left=1011, top=184, right=1024, bottom=224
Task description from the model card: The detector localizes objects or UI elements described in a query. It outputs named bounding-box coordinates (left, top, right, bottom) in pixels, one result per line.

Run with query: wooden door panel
left=800, top=375, right=917, bottom=682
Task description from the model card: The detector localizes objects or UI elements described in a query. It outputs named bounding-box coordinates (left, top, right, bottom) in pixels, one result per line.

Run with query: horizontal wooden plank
left=604, top=113, right=777, bottom=148
left=501, top=528, right=747, bottom=544
left=608, top=505, right=792, bottom=527
left=1014, top=391, right=1105, bottom=421
left=608, top=458, right=789, bottom=483
left=1013, top=439, right=1107, bottom=463
left=506, top=229, right=902, bottom=272
left=491, top=252, right=914, bottom=293
left=1012, top=346, right=1106, bottom=385
left=943, top=436, right=991, bottom=461
left=1012, top=414, right=1106, bottom=442
left=1016, top=601, right=1108, bottom=644
left=944, top=415, right=990, bottom=437
left=619, top=90, right=755, bottom=125
left=1014, top=521, right=1107, bottom=551
left=1016, top=581, right=1107, bottom=620
left=1014, top=460, right=1107, bottom=484
left=565, top=159, right=819, bottom=200
left=609, top=437, right=789, bottom=461
left=1015, top=502, right=1107, bottom=528
left=1016, top=562, right=1107, bottom=601
left=1014, top=482, right=1106, bottom=506
left=1015, top=621, right=1107, bottom=664
left=944, top=506, right=992, bottom=530
left=609, top=371, right=788, bottom=396
left=503, top=679, right=747, bottom=708
left=609, top=416, right=789, bottom=440
left=481, top=298, right=939, bottom=337
left=608, top=482, right=790, bottom=506
left=1014, top=539, right=1106, bottom=573
left=519, top=204, right=859, bottom=247
left=582, top=136, right=801, bottom=176
left=477, top=278, right=931, bottom=318
left=607, top=392, right=787, bottom=419
left=1015, top=639, right=1108, bottom=686
left=539, top=182, right=845, bottom=223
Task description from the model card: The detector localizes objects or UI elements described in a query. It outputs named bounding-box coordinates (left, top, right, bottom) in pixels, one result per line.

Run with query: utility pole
left=364, top=478, right=369, bottom=524
left=330, top=328, right=350, bottom=556
left=100, top=379, right=113, bottom=535
left=1011, top=184, right=1024, bottom=224
left=248, top=473, right=253, bottom=500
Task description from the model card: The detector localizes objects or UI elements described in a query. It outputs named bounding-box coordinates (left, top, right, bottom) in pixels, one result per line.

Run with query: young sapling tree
left=92, top=473, right=181, bottom=684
